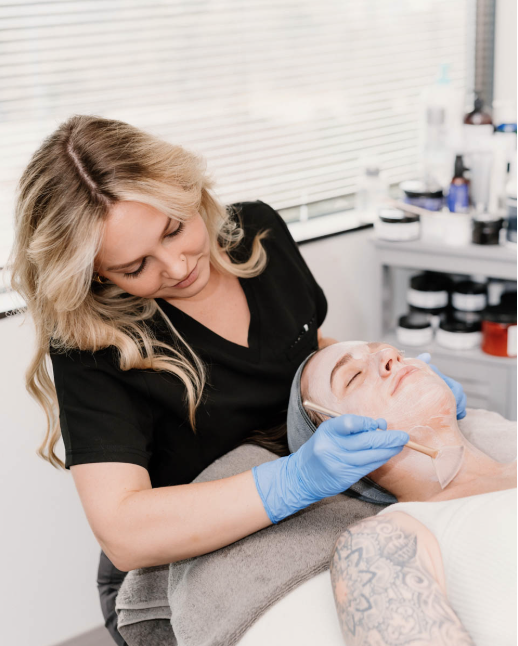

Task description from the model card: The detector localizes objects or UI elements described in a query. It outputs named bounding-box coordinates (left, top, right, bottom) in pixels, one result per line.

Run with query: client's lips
left=391, top=366, right=418, bottom=395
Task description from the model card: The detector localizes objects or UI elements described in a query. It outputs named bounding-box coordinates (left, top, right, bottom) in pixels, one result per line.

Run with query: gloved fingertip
left=457, top=409, right=467, bottom=420
left=391, top=431, right=409, bottom=445
left=376, top=418, right=387, bottom=431
left=417, top=352, right=431, bottom=364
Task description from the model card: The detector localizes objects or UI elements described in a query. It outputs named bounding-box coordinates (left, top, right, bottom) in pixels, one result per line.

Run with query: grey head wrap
left=287, top=351, right=397, bottom=505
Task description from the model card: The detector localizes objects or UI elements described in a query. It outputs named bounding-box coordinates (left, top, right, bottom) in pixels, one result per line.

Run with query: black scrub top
left=50, top=200, right=327, bottom=488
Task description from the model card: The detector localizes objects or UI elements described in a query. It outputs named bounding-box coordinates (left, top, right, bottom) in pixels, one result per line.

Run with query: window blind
left=0, top=0, right=473, bottom=263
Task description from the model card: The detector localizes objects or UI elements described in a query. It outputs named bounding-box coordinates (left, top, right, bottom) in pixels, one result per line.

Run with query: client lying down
left=296, top=341, right=516, bottom=646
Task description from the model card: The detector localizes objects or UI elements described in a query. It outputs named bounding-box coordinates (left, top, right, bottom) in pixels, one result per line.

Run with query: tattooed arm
left=330, top=512, right=475, bottom=646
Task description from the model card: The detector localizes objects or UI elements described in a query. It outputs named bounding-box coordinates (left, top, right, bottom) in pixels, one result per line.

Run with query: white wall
left=0, top=314, right=104, bottom=646
left=299, top=228, right=378, bottom=341
left=0, top=228, right=376, bottom=646
left=493, top=0, right=517, bottom=110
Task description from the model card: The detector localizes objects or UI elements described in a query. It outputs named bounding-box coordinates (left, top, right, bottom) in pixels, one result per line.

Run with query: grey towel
left=116, top=409, right=518, bottom=645
left=116, top=443, right=381, bottom=645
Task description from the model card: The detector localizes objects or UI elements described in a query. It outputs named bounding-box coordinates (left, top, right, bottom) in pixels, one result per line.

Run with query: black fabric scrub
left=50, top=200, right=328, bottom=645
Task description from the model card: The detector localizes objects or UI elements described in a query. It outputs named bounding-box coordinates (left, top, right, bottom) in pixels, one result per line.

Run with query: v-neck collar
left=155, top=275, right=262, bottom=363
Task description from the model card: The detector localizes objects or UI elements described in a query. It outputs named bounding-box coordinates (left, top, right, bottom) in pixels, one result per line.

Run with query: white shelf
left=383, top=330, right=516, bottom=367
left=371, top=235, right=517, bottom=281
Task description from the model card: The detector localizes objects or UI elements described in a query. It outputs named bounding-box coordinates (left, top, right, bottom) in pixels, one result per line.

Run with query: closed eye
left=347, top=371, right=361, bottom=387
left=123, top=221, right=185, bottom=279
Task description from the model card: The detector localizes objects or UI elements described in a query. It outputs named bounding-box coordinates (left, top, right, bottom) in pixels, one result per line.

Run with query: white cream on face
left=305, top=341, right=456, bottom=440
left=304, top=341, right=462, bottom=490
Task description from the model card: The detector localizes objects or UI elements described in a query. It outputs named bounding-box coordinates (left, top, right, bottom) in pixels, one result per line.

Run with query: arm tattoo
left=330, top=516, right=475, bottom=646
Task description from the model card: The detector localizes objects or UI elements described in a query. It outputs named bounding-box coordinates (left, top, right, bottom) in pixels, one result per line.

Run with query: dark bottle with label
left=463, top=95, right=493, bottom=126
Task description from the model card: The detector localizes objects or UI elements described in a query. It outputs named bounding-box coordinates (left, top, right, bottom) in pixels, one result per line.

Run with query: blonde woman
left=10, top=115, right=433, bottom=645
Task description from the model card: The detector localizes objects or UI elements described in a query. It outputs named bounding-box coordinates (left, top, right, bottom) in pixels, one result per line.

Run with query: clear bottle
left=355, top=157, right=388, bottom=224
left=419, top=65, right=463, bottom=192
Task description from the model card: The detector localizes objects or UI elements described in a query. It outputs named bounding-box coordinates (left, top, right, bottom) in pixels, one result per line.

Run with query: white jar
left=375, top=208, right=420, bottom=241
left=396, top=314, right=434, bottom=346
left=452, top=280, right=487, bottom=312
left=436, top=320, right=482, bottom=350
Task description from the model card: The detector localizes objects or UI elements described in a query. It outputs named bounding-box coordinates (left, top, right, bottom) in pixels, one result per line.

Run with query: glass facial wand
left=302, top=400, right=439, bottom=458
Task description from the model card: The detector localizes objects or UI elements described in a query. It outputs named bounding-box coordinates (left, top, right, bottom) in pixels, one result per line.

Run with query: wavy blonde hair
left=9, top=114, right=269, bottom=469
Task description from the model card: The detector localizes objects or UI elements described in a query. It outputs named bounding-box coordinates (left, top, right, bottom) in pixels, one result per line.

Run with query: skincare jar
left=481, top=293, right=517, bottom=357
left=407, top=273, right=451, bottom=319
left=400, top=180, right=444, bottom=211
left=436, top=319, right=482, bottom=350
left=452, top=280, right=487, bottom=313
left=396, top=313, right=434, bottom=347
left=374, top=208, right=420, bottom=242
left=472, top=214, right=504, bottom=245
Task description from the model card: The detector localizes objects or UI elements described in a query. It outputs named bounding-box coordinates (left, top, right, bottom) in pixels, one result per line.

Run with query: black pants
left=97, top=550, right=129, bottom=646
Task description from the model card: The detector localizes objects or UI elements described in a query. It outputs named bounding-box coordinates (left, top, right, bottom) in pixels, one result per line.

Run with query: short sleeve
left=256, top=200, right=328, bottom=327
left=50, top=346, right=154, bottom=470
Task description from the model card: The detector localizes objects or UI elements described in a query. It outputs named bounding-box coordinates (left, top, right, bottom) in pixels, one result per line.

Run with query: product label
left=508, top=325, right=517, bottom=357
left=447, top=183, right=469, bottom=213
left=452, top=292, right=487, bottom=312
left=407, top=287, right=448, bottom=309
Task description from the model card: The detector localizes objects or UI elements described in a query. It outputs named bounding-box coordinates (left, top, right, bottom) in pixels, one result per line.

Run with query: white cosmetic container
left=436, top=320, right=482, bottom=350
left=375, top=208, right=420, bottom=241
left=452, top=280, right=487, bottom=311
left=407, top=273, right=450, bottom=310
left=396, top=314, right=434, bottom=346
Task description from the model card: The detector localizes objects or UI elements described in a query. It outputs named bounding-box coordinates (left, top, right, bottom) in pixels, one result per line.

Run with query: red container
left=481, top=320, right=517, bottom=357
left=481, top=295, right=517, bottom=357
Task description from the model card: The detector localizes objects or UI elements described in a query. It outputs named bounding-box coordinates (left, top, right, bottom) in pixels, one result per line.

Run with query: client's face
left=302, top=341, right=456, bottom=439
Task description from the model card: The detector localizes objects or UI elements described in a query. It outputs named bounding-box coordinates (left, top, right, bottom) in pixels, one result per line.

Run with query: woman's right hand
left=252, top=415, right=409, bottom=524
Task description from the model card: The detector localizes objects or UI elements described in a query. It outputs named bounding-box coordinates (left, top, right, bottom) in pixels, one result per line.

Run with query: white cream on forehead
left=306, top=340, right=369, bottom=410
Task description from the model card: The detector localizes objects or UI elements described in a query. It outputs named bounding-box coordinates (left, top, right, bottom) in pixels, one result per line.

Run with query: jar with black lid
left=451, top=280, right=487, bottom=322
left=396, top=313, right=434, bottom=346
left=400, top=180, right=444, bottom=211
left=436, top=318, right=482, bottom=350
left=472, top=215, right=504, bottom=245
left=407, top=273, right=451, bottom=326
left=375, top=207, right=420, bottom=242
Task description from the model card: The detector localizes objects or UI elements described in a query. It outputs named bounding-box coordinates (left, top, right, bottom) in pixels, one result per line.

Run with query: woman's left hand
left=417, top=353, right=467, bottom=420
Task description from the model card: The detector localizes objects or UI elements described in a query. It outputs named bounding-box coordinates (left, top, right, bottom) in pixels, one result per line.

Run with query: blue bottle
left=447, top=155, right=470, bottom=213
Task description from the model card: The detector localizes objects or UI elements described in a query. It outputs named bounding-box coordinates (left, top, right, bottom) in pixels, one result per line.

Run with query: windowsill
left=0, top=209, right=372, bottom=317
left=287, top=209, right=373, bottom=244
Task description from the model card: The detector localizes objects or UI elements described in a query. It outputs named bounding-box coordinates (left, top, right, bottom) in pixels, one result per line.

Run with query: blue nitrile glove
left=252, top=414, right=409, bottom=524
left=417, top=352, right=467, bottom=420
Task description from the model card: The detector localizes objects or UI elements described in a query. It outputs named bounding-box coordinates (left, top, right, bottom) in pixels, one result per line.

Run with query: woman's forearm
left=111, top=470, right=271, bottom=571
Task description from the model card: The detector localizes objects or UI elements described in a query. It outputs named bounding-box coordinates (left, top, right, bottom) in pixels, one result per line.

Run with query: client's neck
left=373, top=415, right=515, bottom=503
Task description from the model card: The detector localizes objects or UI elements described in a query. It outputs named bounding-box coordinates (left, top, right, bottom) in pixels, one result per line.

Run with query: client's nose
left=378, top=347, right=402, bottom=377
